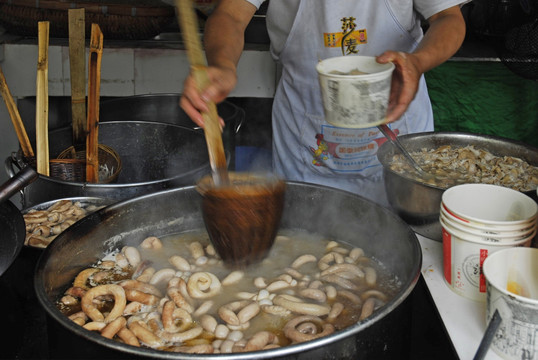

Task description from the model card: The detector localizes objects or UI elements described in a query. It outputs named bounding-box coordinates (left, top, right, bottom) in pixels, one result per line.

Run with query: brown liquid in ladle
left=197, top=173, right=286, bottom=268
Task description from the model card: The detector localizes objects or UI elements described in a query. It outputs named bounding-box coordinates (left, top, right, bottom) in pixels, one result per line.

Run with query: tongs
left=377, top=124, right=435, bottom=180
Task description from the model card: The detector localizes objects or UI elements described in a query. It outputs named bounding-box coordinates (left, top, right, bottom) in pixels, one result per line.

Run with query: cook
left=180, top=0, right=468, bottom=207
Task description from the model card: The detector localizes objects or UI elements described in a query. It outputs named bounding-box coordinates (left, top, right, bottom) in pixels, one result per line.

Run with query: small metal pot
left=6, top=121, right=227, bottom=209
left=35, top=182, right=421, bottom=359
left=377, top=132, right=538, bottom=229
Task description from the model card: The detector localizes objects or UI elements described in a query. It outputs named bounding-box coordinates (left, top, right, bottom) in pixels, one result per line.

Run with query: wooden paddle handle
left=86, top=23, right=103, bottom=183
left=192, top=65, right=228, bottom=182
left=176, top=0, right=228, bottom=185
left=175, top=0, right=206, bottom=67
left=68, top=8, right=87, bottom=147
left=0, top=65, right=34, bottom=158
left=36, top=21, right=50, bottom=176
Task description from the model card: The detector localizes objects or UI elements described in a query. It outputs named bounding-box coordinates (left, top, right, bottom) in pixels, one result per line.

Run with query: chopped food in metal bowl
left=23, top=198, right=110, bottom=248
left=389, top=145, right=538, bottom=192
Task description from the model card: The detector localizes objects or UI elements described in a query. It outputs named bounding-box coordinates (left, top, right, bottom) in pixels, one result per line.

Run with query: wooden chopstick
left=36, top=21, right=50, bottom=176
left=86, top=23, right=103, bottom=183
left=0, top=64, right=34, bottom=158
left=68, top=8, right=87, bottom=150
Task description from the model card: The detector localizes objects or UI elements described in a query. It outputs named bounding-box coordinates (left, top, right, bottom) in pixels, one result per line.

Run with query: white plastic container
left=483, top=247, right=538, bottom=360
left=316, top=56, right=395, bottom=128
left=441, top=217, right=532, bottom=302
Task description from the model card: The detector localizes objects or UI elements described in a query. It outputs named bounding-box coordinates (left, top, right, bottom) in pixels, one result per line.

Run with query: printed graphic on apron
left=308, top=125, right=395, bottom=173
left=323, top=17, right=367, bottom=55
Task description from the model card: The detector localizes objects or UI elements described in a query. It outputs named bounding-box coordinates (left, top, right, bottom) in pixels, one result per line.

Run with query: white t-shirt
left=247, top=0, right=469, bottom=58
left=241, top=0, right=468, bottom=206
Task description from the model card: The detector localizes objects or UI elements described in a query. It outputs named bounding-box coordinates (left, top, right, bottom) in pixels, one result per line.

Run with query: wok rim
left=34, top=182, right=422, bottom=359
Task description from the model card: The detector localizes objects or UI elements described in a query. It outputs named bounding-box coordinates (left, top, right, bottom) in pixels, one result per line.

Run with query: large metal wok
left=35, top=182, right=421, bottom=359
left=6, top=121, right=227, bottom=209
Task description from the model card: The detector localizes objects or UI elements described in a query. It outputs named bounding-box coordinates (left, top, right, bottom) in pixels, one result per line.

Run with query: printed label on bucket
left=443, top=228, right=452, bottom=285
left=479, top=249, right=488, bottom=293
left=442, top=226, right=486, bottom=301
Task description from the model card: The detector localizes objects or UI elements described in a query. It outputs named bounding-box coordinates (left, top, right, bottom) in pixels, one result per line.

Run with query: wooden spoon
left=0, top=64, right=34, bottom=159
left=175, top=0, right=228, bottom=186
left=85, top=24, right=103, bottom=183
left=36, top=21, right=50, bottom=176
left=68, top=8, right=87, bottom=151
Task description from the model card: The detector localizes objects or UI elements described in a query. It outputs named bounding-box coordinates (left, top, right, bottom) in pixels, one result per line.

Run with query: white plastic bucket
left=441, top=216, right=532, bottom=302
left=316, top=56, right=395, bottom=128
left=442, top=184, right=538, bottom=227
left=483, top=247, right=538, bottom=360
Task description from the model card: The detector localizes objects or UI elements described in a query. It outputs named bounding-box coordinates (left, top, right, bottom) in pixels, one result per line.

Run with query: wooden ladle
left=176, top=0, right=285, bottom=268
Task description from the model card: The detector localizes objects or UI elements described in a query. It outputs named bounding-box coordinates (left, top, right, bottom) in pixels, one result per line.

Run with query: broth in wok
left=55, top=230, right=401, bottom=354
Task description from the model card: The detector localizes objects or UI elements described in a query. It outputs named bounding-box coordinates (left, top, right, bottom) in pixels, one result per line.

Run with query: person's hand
left=180, top=65, right=237, bottom=128
left=376, top=51, right=422, bottom=124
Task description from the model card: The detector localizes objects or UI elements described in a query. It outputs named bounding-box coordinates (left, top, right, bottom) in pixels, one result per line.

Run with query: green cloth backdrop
left=425, top=61, right=538, bottom=148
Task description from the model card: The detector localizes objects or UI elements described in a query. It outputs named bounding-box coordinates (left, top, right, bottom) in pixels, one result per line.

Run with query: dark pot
left=0, top=200, right=25, bottom=276
left=0, top=165, right=38, bottom=275
left=16, top=94, right=244, bottom=170
left=35, top=182, right=421, bottom=359
left=99, top=93, right=244, bottom=169
left=6, top=121, right=228, bottom=209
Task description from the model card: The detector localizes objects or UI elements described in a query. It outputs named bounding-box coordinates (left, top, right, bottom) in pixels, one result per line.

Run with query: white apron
left=269, top=0, right=434, bottom=207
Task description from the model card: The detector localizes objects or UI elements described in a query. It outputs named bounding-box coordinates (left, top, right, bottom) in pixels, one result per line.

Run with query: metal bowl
left=377, top=132, right=538, bottom=232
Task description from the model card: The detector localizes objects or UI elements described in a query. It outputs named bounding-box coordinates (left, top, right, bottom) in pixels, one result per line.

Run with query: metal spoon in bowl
left=377, top=124, right=434, bottom=180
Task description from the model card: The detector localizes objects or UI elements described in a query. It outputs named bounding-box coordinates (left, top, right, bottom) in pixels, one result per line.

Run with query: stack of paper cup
left=440, top=184, right=538, bottom=301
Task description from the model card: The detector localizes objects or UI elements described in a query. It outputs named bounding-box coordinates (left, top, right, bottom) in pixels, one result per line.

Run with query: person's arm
left=180, top=0, right=257, bottom=127
left=377, top=5, right=466, bottom=123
